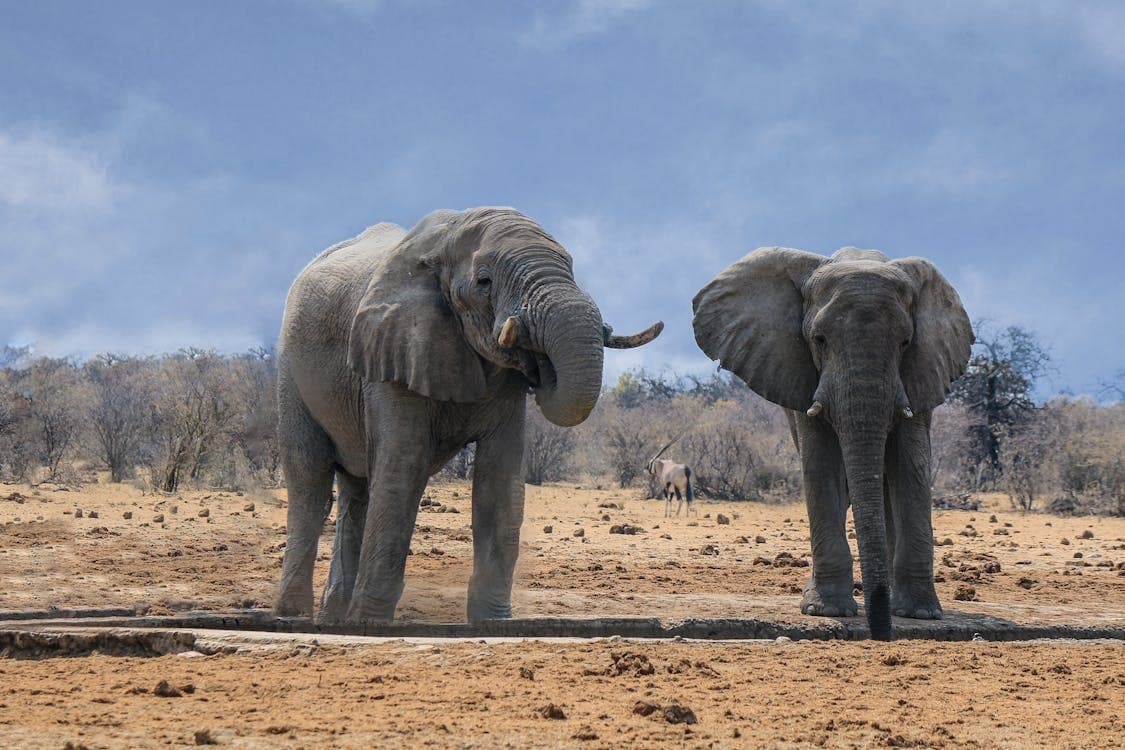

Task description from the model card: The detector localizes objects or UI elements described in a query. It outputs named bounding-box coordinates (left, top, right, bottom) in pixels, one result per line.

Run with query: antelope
left=646, top=435, right=695, bottom=517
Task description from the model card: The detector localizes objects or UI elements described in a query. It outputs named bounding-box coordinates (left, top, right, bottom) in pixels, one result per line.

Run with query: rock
left=154, top=680, right=183, bottom=698
left=633, top=700, right=661, bottom=717
left=754, top=535, right=766, bottom=544
left=123, top=511, right=133, bottom=520
left=699, top=544, right=719, bottom=556
left=543, top=525, right=553, bottom=533
left=608, top=651, right=655, bottom=676
left=1061, top=538, right=1070, bottom=545
left=663, top=704, right=698, bottom=725
left=1080, top=529, right=1094, bottom=539
left=1073, top=552, right=1083, bottom=559
left=954, top=585, right=977, bottom=601
left=609, top=524, right=644, bottom=535
left=74, top=509, right=83, bottom=518
left=597, top=502, right=620, bottom=509
left=716, top=514, right=730, bottom=525
left=537, top=703, right=566, bottom=720
left=1018, top=577, right=1035, bottom=589
left=989, top=515, right=998, bottom=522
left=572, top=726, right=598, bottom=741
left=198, top=508, right=210, bottom=518
left=87, top=511, right=99, bottom=519
left=573, top=528, right=585, bottom=538
left=660, top=533, right=672, bottom=540
left=153, top=514, right=164, bottom=523
left=194, top=728, right=218, bottom=745
left=243, top=503, right=255, bottom=512
left=983, top=561, right=1002, bottom=574
left=519, top=667, right=535, bottom=681
left=601, top=513, right=611, bottom=521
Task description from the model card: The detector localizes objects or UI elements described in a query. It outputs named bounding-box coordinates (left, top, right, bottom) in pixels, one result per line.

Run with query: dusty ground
left=1, top=479, right=1124, bottom=747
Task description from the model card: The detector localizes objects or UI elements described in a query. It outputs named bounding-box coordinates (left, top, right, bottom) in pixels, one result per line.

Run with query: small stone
left=989, top=515, right=997, bottom=523
left=601, top=513, right=611, bottom=521
left=171, top=506, right=179, bottom=514
left=663, top=704, right=698, bottom=725
left=1074, top=552, right=1083, bottom=559
left=542, top=525, right=553, bottom=534
left=573, top=528, right=585, bottom=538
left=154, top=680, right=182, bottom=698
left=1080, top=529, right=1094, bottom=539
left=153, top=514, right=164, bottom=523
left=754, top=535, right=766, bottom=544
left=537, top=703, right=566, bottom=720
left=699, top=544, right=719, bottom=556
left=87, top=511, right=99, bottom=519
left=519, top=667, right=535, bottom=681
left=198, top=508, right=210, bottom=518
left=243, top=503, right=255, bottom=512
left=1060, top=538, right=1070, bottom=545
left=716, top=514, right=730, bottom=525
left=633, top=700, right=660, bottom=717
left=572, top=726, right=598, bottom=741
left=123, top=511, right=133, bottom=520
left=194, top=728, right=218, bottom=745
left=74, top=509, right=83, bottom=518
left=954, top=585, right=977, bottom=601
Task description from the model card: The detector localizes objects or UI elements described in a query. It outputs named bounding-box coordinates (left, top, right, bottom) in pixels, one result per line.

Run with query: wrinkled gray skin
left=274, top=208, right=661, bottom=624
left=693, top=247, right=972, bottom=640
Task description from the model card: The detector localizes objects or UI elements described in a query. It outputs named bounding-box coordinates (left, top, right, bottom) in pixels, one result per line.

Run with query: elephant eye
left=901, top=338, right=911, bottom=350
left=813, top=334, right=827, bottom=348
left=476, top=275, right=492, bottom=290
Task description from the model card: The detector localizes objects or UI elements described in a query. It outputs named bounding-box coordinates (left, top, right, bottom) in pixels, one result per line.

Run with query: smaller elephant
left=693, top=247, right=972, bottom=640
left=274, top=208, right=662, bottom=624
left=647, top=459, right=694, bottom=516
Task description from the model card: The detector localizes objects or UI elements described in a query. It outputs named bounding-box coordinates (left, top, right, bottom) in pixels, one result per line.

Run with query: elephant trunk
left=530, top=290, right=605, bottom=427
left=827, top=350, right=897, bottom=640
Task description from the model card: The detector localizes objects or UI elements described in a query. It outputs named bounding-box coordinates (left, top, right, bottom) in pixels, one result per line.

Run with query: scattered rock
left=197, top=508, right=210, bottom=518
left=663, top=704, right=698, bottom=725
left=699, top=544, right=719, bottom=556
left=537, top=703, right=566, bottom=720
left=74, top=509, right=83, bottom=518
left=610, top=524, right=644, bottom=535
left=1061, top=538, right=1070, bottom=545
left=660, top=533, right=672, bottom=540
left=597, top=502, right=620, bottom=509
left=881, top=653, right=908, bottom=666
left=983, top=561, right=1002, bottom=574
left=601, top=513, right=611, bottom=521
left=954, top=585, right=977, bottom=601
left=572, top=726, right=598, bottom=741
left=123, top=511, right=133, bottom=520
left=1080, top=529, right=1094, bottom=540
left=243, top=503, right=255, bottom=512
left=519, top=667, right=535, bottom=681
left=87, top=511, right=99, bottom=519
left=633, top=700, right=661, bottom=716
left=194, top=728, right=218, bottom=745
left=1074, top=552, right=1083, bottom=559
left=607, top=651, right=655, bottom=677
left=989, top=515, right=998, bottom=523
left=936, top=537, right=954, bottom=546
left=573, top=528, right=585, bottom=538
left=716, top=513, right=730, bottom=525
left=543, top=525, right=553, bottom=534
left=1018, top=577, right=1035, bottom=589
left=153, top=514, right=165, bottom=523
left=754, top=535, right=766, bottom=544
left=154, top=680, right=183, bottom=698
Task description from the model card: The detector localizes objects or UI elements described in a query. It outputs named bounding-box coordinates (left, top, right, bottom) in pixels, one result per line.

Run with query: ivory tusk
left=806, top=401, right=824, bottom=417
left=604, top=321, right=664, bottom=349
left=498, top=316, right=520, bottom=349
left=901, top=408, right=914, bottom=419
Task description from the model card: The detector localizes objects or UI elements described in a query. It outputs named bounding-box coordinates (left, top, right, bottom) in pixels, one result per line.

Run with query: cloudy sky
left=2, top=1, right=1122, bottom=398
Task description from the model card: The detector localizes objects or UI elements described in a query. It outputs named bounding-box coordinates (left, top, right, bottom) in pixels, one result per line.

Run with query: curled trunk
left=531, top=293, right=605, bottom=427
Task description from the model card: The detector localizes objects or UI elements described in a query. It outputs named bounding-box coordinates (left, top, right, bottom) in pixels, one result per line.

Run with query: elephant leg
left=794, top=412, right=858, bottom=618
left=346, top=393, right=434, bottom=623
left=275, top=395, right=335, bottom=618
left=467, top=399, right=526, bottom=621
left=318, top=470, right=369, bottom=622
left=886, top=412, right=942, bottom=619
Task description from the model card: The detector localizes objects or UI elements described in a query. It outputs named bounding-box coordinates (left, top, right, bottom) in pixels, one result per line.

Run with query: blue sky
left=1, top=1, right=1122, bottom=398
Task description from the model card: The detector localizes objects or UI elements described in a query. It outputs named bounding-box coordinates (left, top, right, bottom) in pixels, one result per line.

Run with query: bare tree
left=21, top=358, right=87, bottom=481
left=524, top=402, right=574, bottom=485
left=84, top=355, right=154, bottom=482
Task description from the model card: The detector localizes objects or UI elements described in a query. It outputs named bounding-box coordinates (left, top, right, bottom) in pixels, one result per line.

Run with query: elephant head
left=692, top=246, right=972, bottom=638
left=348, top=208, right=662, bottom=426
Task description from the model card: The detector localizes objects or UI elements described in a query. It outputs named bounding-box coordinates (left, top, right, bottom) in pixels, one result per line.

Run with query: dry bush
left=524, top=404, right=575, bottom=485
left=1043, top=398, right=1124, bottom=516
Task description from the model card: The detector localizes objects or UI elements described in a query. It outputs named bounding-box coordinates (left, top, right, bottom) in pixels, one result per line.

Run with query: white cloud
left=0, top=130, right=116, bottom=213
left=523, top=0, right=653, bottom=48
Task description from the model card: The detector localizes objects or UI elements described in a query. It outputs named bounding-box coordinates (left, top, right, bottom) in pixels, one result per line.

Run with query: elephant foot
left=892, top=583, right=943, bottom=620
left=467, top=594, right=513, bottom=622
left=800, top=579, right=859, bottom=618
left=274, top=596, right=312, bottom=618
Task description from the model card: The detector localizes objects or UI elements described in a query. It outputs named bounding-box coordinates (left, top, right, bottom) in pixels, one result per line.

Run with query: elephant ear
left=692, top=247, right=827, bottom=411
left=892, top=257, right=974, bottom=413
left=347, top=214, right=488, bottom=402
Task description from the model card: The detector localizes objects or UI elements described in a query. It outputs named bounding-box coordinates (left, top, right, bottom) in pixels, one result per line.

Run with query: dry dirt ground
left=1, top=479, right=1123, bottom=748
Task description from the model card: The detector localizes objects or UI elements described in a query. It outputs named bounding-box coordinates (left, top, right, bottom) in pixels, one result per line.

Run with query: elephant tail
left=684, top=467, right=693, bottom=502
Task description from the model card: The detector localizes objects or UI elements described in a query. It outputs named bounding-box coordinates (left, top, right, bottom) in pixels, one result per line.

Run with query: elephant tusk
left=806, top=401, right=824, bottom=417
left=604, top=321, right=664, bottom=349
left=901, top=407, right=914, bottom=419
left=498, top=316, right=520, bottom=349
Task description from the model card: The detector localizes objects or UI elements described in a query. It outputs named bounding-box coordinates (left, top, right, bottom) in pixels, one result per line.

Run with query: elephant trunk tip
left=866, top=583, right=893, bottom=641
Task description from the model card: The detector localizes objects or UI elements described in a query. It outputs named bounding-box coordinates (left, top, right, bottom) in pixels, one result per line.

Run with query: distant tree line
left=1, top=324, right=1121, bottom=515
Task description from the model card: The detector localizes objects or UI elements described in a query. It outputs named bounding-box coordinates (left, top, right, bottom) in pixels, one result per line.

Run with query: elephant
left=274, top=207, right=662, bottom=624
left=692, top=247, right=971, bottom=640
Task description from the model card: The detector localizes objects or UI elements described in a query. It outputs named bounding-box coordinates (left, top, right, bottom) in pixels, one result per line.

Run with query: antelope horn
left=497, top=316, right=520, bottom=349
left=604, top=321, right=664, bottom=349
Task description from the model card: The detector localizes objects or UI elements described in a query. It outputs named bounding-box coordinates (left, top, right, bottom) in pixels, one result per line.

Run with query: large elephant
left=692, top=247, right=971, bottom=640
left=274, top=208, right=662, bottom=624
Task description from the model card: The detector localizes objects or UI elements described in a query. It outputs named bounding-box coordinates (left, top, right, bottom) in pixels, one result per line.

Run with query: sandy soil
left=1, top=479, right=1124, bottom=747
